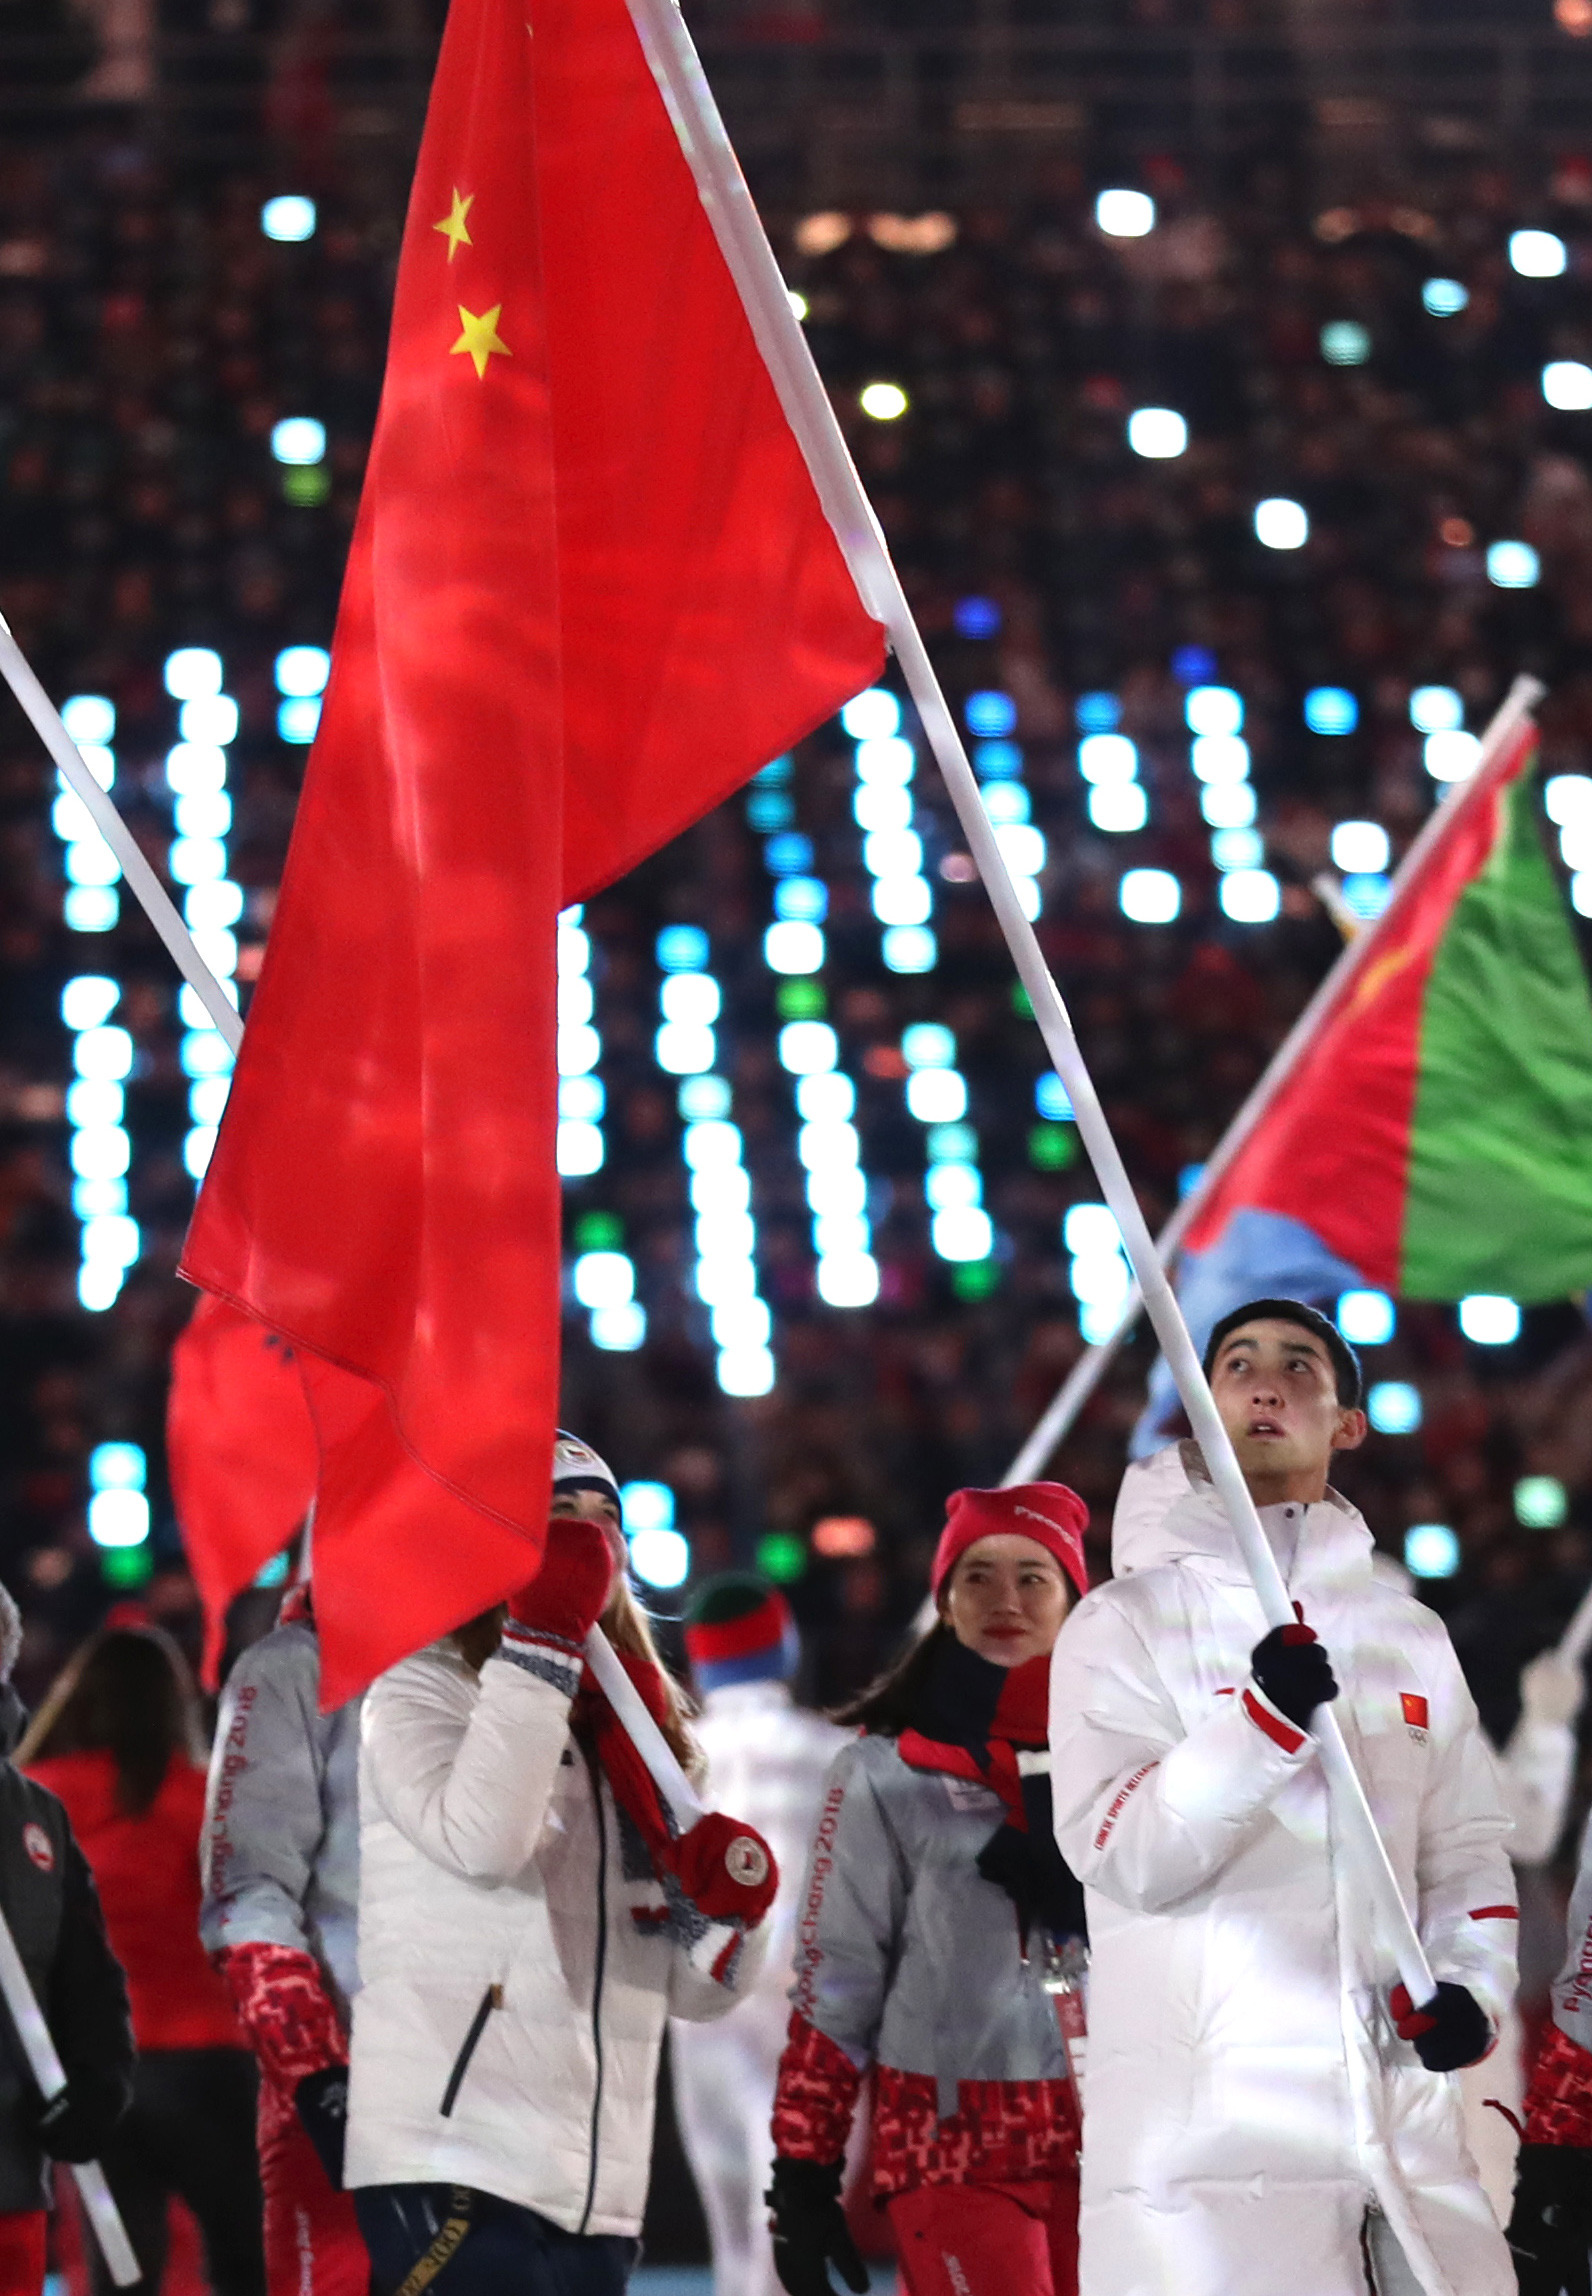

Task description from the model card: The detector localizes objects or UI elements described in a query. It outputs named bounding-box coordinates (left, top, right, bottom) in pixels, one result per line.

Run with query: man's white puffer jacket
left=1049, top=1446, right=1516, bottom=2296
left=345, top=1638, right=768, bottom=2237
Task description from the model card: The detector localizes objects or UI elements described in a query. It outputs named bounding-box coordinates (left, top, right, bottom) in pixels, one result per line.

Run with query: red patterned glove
left=216, top=1941, right=346, bottom=2088
left=506, top=1519, right=615, bottom=1645
left=666, top=1811, right=778, bottom=1929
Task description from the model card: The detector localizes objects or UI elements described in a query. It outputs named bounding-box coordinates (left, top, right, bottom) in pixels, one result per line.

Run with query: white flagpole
left=1001, top=675, right=1544, bottom=1487
left=628, top=0, right=1438, bottom=2005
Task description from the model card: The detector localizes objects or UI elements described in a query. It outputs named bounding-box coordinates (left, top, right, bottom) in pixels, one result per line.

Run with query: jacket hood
left=1111, top=1440, right=1374, bottom=1595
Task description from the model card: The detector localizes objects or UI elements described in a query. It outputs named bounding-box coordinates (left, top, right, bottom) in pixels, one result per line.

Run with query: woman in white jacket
left=345, top=1435, right=778, bottom=2294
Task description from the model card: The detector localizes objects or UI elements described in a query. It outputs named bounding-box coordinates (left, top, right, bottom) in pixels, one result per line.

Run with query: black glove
left=34, top=2082, right=115, bottom=2164
left=1250, top=1622, right=1338, bottom=1730
left=295, top=2065, right=349, bottom=2188
left=767, top=2156, right=868, bottom=2296
left=1508, top=2142, right=1592, bottom=2296
left=1390, top=1980, right=1492, bottom=2072
left=976, top=1770, right=1087, bottom=1940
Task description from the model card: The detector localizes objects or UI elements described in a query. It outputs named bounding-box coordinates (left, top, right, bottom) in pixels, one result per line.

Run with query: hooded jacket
left=1048, top=1444, right=1515, bottom=2296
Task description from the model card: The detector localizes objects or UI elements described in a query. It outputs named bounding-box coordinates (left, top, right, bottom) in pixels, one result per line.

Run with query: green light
left=756, top=1532, right=807, bottom=1584
left=102, top=1544, right=153, bottom=1590
left=1011, top=983, right=1034, bottom=1018
left=574, top=1210, right=623, bottom=1252
left=1029, top=1122, right=1077, bottom=1171
left=284, top=466, right=331, bottom=507
left=777, top=980, right=826, bottom=1020
left=951, top=1260, right=1000, bottom=1301
left=1515, top=1475, right=1568, bottom=1530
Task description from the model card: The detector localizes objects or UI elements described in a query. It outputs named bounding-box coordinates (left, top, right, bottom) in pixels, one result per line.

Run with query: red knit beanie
left=930, top=1482, right=1091, bottom=1604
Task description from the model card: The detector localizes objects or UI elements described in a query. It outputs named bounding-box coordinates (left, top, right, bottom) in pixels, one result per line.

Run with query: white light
left=871, top=876, right=933, bottom=926
left=764, top=920, right=825, bottom=974
left=62, top=976, right=119, bottom=1031
left=1572, top=871, right=1592, bottom=918
left=1410, top=685, right=1463, bottom=733
left=278, top=699, right=321, bottom=745
left=925, top=1162, right=981, bottom=1212
left=787, top=289, right=808, bottom=321
left=169, top=827, right=228, bottom=876
left=1070, top=1250, right=1132, bottom=1308
left=1406, top=1524, right=1460, bottom=1579
left=81, top=1214, right=139, bottom=1268
left=64, top=888, right=119, bottom=933
left=798, top=1121, right=860, bottom=1173
left=695, top=1256, right=757, bottom=1306
left=691, top=1169, right=749, bottom=1221
left=1547, top=773, right=1592, bottom=825
left=275, top=645, right=331, bottom=696
left=906, top=1069, right=968, bottom=1124
left=1332, top=820, right=1390, bottom=873
left=558, top=1023, right=601, bottom=1076
left=697, top=1209, right=758, bottom=1258
left=558, top=979, right=593, bottom=1028
left=1077, top=733, right=1137, bottom=786
left=778, top=1023, right=837, bottom=1076
left=52, top=790, right=95, bottom=844
left=176, top=789, right=232, bottom=839
left=816, top=1252, right=879, bottom=1308
left=859, top=382, right=908, bottom=421
left=189, top=1076, right=230, bottom=1126
left=262, top=194, right=316, bottom=241
left=1096, top=188, right=1155, bottom=238
left=88, top=1489, right=149, bottom=1549
left=179, top=694, right=239, bottom=745
left=981, top=781, right=1030, bottom=825
left=1337, top=1289, right=1395, bottom=1345
left=573, top=1250, right=634, bottom=1310
left=841, top=689, right=902, bottom=740
left=1120, top=868, right=1180, bottom=923
left=854, top=736, right=915, bottom=785
left=1422, top=279, right=1468, bottom=317
left=1201, top=782, right=1256, bottom=827
left=660, top=972, right=721, bottom=1027
left=61, top=695, right=115, bottom=743
left=558, top=925, right=591, bottom=978
left=164, top=648, right=222, bottom=701
left=73, top=745, right=115, bottom=792
left=1369, top=1381, right=1422, bottom=1434
left=1088, top=783, right=1147, bottom=833
left=621, top=1480, right=674, bottom=1530
left=812, top=1213, right=870, bottom=1259
left=864, top=828, right=923, bottom=879
left=1459, top=1293, right=1520, bottom=1345
left=66, top=840, right=120, bottom=888
left=1565, top=822, right=1592, bottom=872
left=1219, top=867, right=1280, bottom=923
left=1191, top=738, right=1254, bottom=786
left=682, top=1120, right=745, bottom=1171
left=591, top=1303, right=647, bottom=1352
left=180, top=1030, right=234, bottom=1079
left=90, top=1441, right=145, bottom=1491
left=717, top=1346, right=776, bottom=1399
left=557, top=1121, right=604, bottom=1177
left=806, top=1167, right=866, bottom=1216
left=854, top=783, right=913, bottom=831
left=77, top=1260, right=123, bottom=1311
left=1544, top=360, right=1592, bottom=411
left=1211, top=828, right=1263, bottom=872
left=187, top=1126, right=219, bottom=1176
left=882, top=925, right=937, bottom=972
left=1254, top=497, right=1309, bottom=550
left=1078, top=1300, right=1123, bottom=1344
left=67, top=1080, right=122, bottom=1128
left=166, top=744, right=228, bottom=795
left=70, top=1127, right=131, bottom=1181
left=272, top=417, right=326, bottom=466
left=797, top=1072, right=856, bottom=1122
left=995, top=823, right=1046, bottom=877
left=932, top=1205, right=993, bottom=1262
left=74, top=1026, right=133, bottom=1081
left=1424, top=730, right=1481, bottom=782
left=1186, top=685, right=1244, bottom=736
left=712, top=1299, right=772, bottom=1349
left=1510, top=229, right=1567, bottom=278
left=1487, top=540, right=1539, bottom=589
left=185, top=880, right=245, bottom=931
left=1064, top=1205, right=1120, bottom=1254
left=1127, top=407, right=1187, bottom=459
left=655, top=1021, right=715, bottom=1075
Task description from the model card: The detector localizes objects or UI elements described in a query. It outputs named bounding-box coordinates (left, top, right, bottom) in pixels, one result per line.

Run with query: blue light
left=61, top=695, right=115, bottom=744
left=1422, top=278, right=1468, bottom=318
left=1405, top=1524, right=1460, bottom=1579
left=965, top=690, right=1017, bottom=738
left=656, top=925, right=710, bottom=973
left=902, top=1023, right=955, bottom=1069
left=272, top=418, right=326, bottom=466
left=90, top=1441, right=146, bottom=1491
left=1035, top=1073, right=1074, bottom=1120
left=278, top=699, right=321, bottom=744
left=621, top=1480, right=675, bottom=1531
left=262, top=194, right=317, bottom=242
left=1305, top=687, right=1358, bottom=736
left=881, top=925, right=937, bottom=973
left=774, top=876, right=828, bottom=922
left=755, top=756, right=794, bottom=786
left=1337, top=1289, right=1395, bottom=1346
left=974, top=741, right=1023, bottom=778
left=954, top=597, right=1002, bottom=639
left=1342, top=873, right=1392, bottom=919
left=1075, top=691, right=1121, bottom=734
left=764, top=832, right=814, bottom=876
left=1368, top=1381, right=1422, bottom=1435
left=1172, top=646, right=1217, bottom=685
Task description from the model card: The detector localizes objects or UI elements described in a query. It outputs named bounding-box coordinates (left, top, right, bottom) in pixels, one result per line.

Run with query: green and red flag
left=178, top=0, right=885, bottom=1704
left=1178, top=718, right=1592, bottom=1327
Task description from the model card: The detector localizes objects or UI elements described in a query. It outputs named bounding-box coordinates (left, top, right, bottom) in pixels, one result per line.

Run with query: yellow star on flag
left=433, top=188, right=474, bottom=261
left=450, top=304, right=511, bottom=380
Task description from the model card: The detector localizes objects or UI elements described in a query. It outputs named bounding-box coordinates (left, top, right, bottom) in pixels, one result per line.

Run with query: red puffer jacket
left=28, top=1750, right=242, bottom=2053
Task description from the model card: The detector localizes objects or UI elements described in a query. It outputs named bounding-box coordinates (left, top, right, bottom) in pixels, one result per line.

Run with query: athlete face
left=941, top=1533, right=1073, bottom=1669
left=1208, top=1318, right=1366, bottom=1501
left=550, top=1483, right=626, bottom=1578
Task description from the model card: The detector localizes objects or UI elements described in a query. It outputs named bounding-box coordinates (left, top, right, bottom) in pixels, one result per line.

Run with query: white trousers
left=673, top=2008, right=786, bottom=2296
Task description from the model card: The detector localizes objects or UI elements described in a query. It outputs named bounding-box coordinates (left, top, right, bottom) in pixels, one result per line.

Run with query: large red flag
left=180, top=0, right=884, bottom=1704
left=166, top=1294, right=319, bottom=1687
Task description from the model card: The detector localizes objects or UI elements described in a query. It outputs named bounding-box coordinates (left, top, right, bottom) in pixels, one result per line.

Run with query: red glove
left=507, top=1519, right=616, bottom=1645
left=667, top=1812, right=778, bottom=1929
left=216, top=1941, right=346, bottom=2088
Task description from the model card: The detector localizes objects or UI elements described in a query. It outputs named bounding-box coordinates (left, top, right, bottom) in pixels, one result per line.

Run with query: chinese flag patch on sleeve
left=1401, top=1692, right=1430, bottom=1729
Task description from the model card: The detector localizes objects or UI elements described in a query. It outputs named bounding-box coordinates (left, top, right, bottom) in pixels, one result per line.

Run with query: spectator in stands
left=22, top=1620, right=264, bottom=2295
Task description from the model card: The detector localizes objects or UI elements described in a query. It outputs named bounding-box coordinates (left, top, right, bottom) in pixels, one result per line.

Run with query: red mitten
left=507, top=1519, right=616, bottom=1645
left=666, top=1811, right=779, bottom=1929
left=216, top=1941, right=346, bottom=2088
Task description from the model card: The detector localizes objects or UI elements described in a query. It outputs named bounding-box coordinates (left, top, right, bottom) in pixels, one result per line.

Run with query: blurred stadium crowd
left=0, top=7, right=1589, bottom=1758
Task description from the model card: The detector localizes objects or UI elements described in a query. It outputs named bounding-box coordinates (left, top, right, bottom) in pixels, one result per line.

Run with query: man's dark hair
left=1202, top=1298, right=1363, bottom=1407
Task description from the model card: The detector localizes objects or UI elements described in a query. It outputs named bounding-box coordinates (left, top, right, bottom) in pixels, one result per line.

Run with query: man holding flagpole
left=1050, top=1299, right=1516, bottom=2296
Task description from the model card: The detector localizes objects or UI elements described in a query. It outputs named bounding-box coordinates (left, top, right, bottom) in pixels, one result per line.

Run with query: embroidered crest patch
left=22, top=1823, right=53, bottom=1873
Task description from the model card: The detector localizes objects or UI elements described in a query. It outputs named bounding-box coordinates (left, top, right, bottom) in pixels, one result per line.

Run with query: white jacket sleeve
left=362, top=1644, right=572, bottom=1884
left=667, top=1904, right=773, bottom=2025
left=1412, top=1645, right=1519, bottom=2028
left=1496, top=1712, right=1577, bottom=1867
left=1049, top=1590, right=1315, bottom=1914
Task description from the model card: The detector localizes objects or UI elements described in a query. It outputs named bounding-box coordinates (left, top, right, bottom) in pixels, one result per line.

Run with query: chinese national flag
left=179, top=0, right=884, bottom=1705
left=166, top=1294, right=318, bottom=1687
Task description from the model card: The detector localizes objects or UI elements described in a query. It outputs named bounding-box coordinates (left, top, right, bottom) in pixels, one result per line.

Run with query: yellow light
left=787, top=288, right=809, bottom=321
left=860, top=382, right=908, bottom=421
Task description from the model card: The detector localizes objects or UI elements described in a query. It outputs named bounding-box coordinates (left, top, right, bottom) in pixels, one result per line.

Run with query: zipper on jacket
left=438, top=1983, right=502, bottom=2118
left=578, top=1741, right=609, bottom=2236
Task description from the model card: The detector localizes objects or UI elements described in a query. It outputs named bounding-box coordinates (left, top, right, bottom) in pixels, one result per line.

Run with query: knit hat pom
left=930, top=1482, right=1090, bottom=1604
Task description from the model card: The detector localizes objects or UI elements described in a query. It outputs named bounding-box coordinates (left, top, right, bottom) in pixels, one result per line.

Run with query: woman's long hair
left=18, top=1625, right=207, bottom=1815
left=602, top=1575, right=701, bottom=1780
left=830, top=1616, right=954, bottom=1739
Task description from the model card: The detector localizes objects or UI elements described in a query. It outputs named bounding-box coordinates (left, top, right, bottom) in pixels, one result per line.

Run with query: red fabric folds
left=179, top=0, right=884, bottom=1706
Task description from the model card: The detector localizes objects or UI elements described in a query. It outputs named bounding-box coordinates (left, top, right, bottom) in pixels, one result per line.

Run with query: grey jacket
left=1548, top=1804, right=1592, bottom=2053
left=791, top=1733, right=1069, bottom=2116
left=200, top=1614, right=361, bottom=2013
